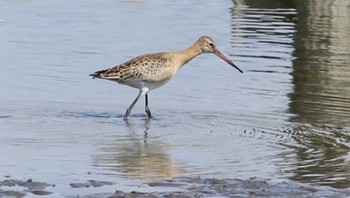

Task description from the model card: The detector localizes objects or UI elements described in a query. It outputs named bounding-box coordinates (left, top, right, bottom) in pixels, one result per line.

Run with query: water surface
left=1, top=0, right=350, bottom=196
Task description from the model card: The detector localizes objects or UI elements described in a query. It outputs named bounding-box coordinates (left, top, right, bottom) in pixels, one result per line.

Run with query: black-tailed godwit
left=90, top=36, right=243, bottom=120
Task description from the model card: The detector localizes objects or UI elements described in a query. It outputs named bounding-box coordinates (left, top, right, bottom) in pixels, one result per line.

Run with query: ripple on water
left=1, top=0, right=350, bottom=194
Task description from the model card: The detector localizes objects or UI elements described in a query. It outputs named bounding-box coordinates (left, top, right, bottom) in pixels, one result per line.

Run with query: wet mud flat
left=1, top=177, right=350, bottom=198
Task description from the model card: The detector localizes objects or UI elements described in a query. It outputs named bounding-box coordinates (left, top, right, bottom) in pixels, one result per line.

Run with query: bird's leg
left=145, top=93, right=152, bottom=119
left=124, top=90, right=143, bottom=120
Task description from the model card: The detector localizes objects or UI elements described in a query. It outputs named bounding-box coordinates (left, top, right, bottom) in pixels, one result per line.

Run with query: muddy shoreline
left=2, top=176, right=350, bottom=198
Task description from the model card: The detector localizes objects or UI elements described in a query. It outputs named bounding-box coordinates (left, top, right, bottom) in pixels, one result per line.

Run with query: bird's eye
left=209, top=43, right=215, bottom=48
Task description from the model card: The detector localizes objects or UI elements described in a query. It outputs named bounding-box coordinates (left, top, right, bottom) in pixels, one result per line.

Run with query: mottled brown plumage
left=91, top=53, right=173, bottom=89
left=90, top=36, right=243, bottom=120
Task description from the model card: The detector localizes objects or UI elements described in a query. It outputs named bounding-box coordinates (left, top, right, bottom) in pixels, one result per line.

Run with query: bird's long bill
left=214, top=51, right=243, bottom=73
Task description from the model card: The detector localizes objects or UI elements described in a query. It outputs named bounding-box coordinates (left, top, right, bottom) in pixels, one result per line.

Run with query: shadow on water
left=288, top=0, right=350, bottom=188
left=92, top=119, right=186, bottom=180
left=233, top=0, right=350, bottom=188
left=290, top=0, right=350, bottom=128
left=60, top=111, right=121, bottom=119
left=58, top=111, right=158, bottom=122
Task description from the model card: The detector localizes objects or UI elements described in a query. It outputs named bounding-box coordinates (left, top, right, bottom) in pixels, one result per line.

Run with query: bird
left=90, top=36, right=243, bottom=120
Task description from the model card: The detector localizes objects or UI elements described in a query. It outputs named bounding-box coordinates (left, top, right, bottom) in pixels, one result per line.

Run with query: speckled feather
left=90, top=52, right=175, bottom=83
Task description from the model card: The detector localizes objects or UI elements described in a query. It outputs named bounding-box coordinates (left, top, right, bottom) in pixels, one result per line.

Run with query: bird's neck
left=175, top=43, right=202, bottom=67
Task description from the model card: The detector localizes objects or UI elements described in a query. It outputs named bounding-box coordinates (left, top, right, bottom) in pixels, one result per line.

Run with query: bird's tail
left=89, top=69, right=106, bottom=79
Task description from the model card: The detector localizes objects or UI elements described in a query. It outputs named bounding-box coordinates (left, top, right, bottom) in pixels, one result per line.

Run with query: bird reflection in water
left=125, top=119, right=150, bottom=143
left=93, top=119, right=186, bottom=180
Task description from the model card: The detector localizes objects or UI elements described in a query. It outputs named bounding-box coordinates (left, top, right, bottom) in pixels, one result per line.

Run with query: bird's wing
left=90, top=53, right=170, bottom=81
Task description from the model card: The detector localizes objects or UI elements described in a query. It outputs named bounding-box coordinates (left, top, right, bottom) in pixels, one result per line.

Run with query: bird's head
left=196, top=36, right=243, bottom=73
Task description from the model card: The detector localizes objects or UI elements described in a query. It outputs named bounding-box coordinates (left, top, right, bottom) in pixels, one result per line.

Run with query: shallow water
left=1, top=0, right=350, bottom=196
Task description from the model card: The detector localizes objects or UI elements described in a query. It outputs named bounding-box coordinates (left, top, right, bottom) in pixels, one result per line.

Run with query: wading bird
left=90, top=36, right=243, bottom=120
